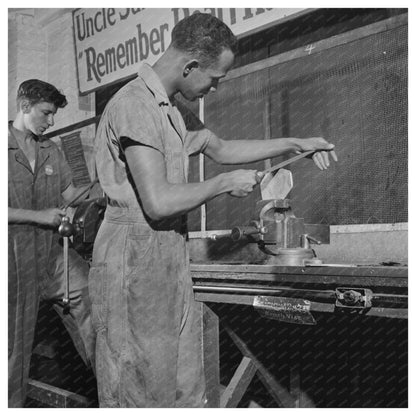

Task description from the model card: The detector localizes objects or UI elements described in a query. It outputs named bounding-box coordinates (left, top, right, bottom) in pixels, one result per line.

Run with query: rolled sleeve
left=186, top=128, right=213, bottom=156
left=174, top=101, right=213, bottom=156
left=111, top=95, right=164, bottom=154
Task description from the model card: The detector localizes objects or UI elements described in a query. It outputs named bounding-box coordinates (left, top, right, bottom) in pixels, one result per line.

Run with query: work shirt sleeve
left=186, top=129, right=213, bottom=156
left=111, top=95, right=164, bottom=154
left=175, top=100, right=212, bottom=155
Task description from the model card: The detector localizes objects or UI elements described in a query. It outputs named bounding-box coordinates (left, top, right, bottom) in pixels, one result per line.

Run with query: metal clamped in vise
left=228, top=198, right=330, bottom=266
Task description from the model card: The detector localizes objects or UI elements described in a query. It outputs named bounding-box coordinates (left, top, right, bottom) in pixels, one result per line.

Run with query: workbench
left=192, top=263, right=408, bottom=407
left=26, top=262, right=407, bottom=407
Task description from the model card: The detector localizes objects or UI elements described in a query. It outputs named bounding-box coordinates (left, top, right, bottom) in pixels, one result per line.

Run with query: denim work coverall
left=8, top=124, right=95, bottom=407
left=92, top=64, right=212, bottom=407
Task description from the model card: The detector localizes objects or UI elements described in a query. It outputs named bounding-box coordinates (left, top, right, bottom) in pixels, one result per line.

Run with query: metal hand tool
left=255, top=150, right=314, bottom=183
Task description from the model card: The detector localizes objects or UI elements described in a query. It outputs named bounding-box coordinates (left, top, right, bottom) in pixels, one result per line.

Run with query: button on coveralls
left=8, top=124, right=95, bottom=407
left=92, top=64, right=211, bottom=407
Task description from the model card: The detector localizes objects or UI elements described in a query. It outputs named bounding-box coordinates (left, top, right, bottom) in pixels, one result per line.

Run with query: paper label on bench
left=253, top=296, right=316, bottom=325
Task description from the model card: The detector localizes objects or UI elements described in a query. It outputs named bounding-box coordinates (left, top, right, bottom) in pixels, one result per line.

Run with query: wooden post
left=199, top=97, right=207, bottom=232
left=263, top=95, right=272, bottom=171
left=220, top=356, right=257, bottom=407
left=201, top=303, right=220, bottom=407
left=223, top=322, right=296, bottom=408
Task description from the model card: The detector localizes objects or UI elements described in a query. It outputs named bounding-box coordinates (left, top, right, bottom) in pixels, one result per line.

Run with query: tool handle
left=210, top=224, right=266, bottom=241
left=62, top=236, right=70, bottom=310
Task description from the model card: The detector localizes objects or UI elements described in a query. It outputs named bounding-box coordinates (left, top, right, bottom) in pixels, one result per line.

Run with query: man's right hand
left=35, top=208, right=67, bottom=227
left=221, top=170, right=258, bottom=198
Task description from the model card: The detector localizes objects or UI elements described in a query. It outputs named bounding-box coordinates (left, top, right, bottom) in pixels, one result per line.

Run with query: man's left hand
left=296, top=137, right=338, bottom=170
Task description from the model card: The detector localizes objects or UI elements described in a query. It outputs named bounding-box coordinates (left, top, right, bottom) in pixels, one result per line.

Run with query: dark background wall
left=95, top=8, right=408, bottom=232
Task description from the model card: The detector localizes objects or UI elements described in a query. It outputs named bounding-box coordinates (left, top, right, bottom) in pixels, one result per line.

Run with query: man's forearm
left=210, top=137, right=301, bottom=164
left=9, top=208, right=42, bottom=224
left=9, top=207, right=66, bottom=227
left=125, top=146, right=258, bottom=221
left=134, top=173, right=228, bottom=220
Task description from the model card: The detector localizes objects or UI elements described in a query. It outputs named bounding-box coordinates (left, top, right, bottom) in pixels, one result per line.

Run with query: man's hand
left=35, top=208, right=67, bottom=227
left=295, top=137, right=338, bottom=170
left=221, top=170, right=258, bottom=198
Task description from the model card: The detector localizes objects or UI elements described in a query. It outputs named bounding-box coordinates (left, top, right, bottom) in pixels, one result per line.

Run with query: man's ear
left=21, top=99, right=31, bottom=114
left=183, top=60, right=199, bottom=77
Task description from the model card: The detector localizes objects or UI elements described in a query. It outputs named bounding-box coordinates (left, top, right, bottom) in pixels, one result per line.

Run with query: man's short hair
left=17, top=79, right=67, bottom=109
left=171, top=13, right=238, bottom=66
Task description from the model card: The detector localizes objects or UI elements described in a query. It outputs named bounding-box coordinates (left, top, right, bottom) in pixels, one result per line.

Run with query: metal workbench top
left=191, top=263, right=408, bottom=318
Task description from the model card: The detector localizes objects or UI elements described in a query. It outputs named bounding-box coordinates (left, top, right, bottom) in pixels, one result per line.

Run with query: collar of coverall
left=8, top=121, right=52, bottom=149
left=137, top=63, right=173, bottom=108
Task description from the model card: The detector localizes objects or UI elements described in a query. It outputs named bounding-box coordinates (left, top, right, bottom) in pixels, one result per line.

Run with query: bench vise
left=222, top=199, right=330, bottom=266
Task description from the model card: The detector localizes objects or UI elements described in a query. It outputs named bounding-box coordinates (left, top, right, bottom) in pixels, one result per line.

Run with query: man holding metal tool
left=92, top=13, right=337, bottom=408
left=8, top=79, right=95, bottom=407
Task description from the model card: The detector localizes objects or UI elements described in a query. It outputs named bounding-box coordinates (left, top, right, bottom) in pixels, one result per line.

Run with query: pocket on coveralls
left=88, top=263, right=108, bottom=331
left=125, top=232, right=154, bottom=281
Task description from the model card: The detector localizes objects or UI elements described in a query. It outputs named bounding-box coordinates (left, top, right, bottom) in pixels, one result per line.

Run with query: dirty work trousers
left=8, top=227, right=95, bottom=408
left=89, top=206, right=206, bottom=407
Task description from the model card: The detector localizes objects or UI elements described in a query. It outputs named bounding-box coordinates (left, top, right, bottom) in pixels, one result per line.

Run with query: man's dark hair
left=171, top=13, right=238, bottom=66
left=17, top=79, right=67, bottom=109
